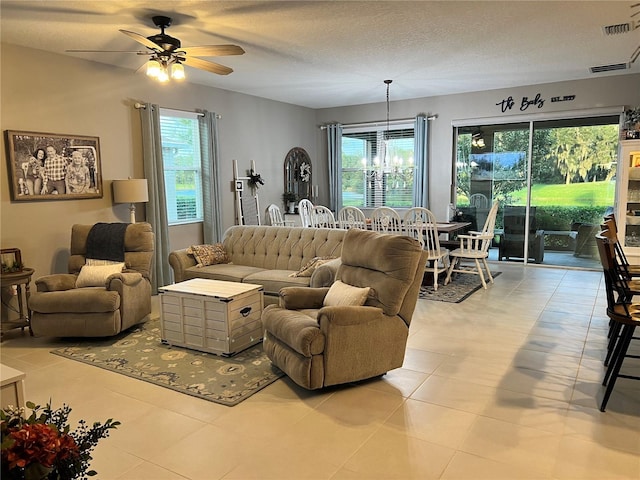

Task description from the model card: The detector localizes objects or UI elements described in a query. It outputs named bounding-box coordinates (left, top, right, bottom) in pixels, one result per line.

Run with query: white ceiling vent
left=602, top=20, right=639, bottom=35
left=590, top=63, right=629, bottom=73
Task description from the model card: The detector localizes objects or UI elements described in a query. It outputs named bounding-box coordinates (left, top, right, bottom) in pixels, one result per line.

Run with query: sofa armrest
left=35, top=274, right=78, bottom=292
left=310, top=257, right=342, bottom=288
left=279, top=287, right=329, bottom=310
left=168, top=248, right=197, bottom=283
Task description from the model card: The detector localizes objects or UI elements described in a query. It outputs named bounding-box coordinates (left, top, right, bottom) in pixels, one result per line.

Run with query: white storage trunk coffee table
left=159, top=278, right=264, bottom=356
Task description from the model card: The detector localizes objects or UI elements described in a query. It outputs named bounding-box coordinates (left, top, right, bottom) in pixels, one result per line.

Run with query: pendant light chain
left=384, top=79, right=392, bottom=140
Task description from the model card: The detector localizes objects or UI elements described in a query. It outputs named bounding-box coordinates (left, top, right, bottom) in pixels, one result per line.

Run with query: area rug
left=51, top=320, right=283, bottom=406
left=419, top=271, right=501, bottom=303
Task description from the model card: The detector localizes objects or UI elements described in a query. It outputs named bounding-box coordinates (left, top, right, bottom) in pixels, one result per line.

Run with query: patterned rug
left=419, top=271, right=501, bottom=303
left=51, top=320, right=283, bottom=406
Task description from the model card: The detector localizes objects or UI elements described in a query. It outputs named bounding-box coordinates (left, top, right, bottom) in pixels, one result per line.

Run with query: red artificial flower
left=2, top=423, right=79, bottom=470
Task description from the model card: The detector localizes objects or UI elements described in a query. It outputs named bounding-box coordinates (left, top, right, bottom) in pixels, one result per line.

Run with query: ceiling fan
left=67, top=15, right=245, bottom=81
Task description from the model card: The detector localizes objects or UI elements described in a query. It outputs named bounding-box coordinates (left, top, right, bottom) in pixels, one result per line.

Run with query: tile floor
left=1, top=263, right=640, bottom=479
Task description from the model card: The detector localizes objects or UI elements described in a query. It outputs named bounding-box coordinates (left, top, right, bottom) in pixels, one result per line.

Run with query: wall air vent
left=590, top=63, right=629, bottom=73
left=603, top=22, right=632, bottom=35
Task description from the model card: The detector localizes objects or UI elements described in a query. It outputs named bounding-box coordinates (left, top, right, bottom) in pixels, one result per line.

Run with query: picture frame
left=1, top=248, right=22, bottom=273
left=631, top=152, right=640, bottom=168
left=4, top=130, right=103, bottom=201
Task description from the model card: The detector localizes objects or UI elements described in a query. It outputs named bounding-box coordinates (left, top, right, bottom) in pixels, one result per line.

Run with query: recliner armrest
left=106, top=271, right=144, bottom=289
left=35, top=274, right=78, bottom=292
left=279, top=287, right=329, bottom=310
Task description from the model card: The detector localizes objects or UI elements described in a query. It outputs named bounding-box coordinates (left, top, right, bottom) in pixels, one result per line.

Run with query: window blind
left=342, top=125, right=415, bottom=208
left=159, top=113, right=204, bottom=224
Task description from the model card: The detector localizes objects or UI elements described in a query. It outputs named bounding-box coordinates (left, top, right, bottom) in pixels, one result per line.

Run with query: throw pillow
left=76, top=263, right=125, bottom=288
left=289, top=256, right=336, bottom=278
left=86, top=258, right=125, bottom=267
left=187, top=243, right=230, bottom=267
left=323, top=280, right=370, bottom=307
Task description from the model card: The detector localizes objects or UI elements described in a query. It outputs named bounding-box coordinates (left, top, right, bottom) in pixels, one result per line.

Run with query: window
left=341, top=125, right=415, bottom=208
left=159, top=110, right=203, bottom=225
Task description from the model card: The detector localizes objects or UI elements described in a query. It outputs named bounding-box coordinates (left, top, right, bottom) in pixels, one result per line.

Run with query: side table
left=0, top=364, right=26, bottom=409
left=1, top=267, right=35, bottom=341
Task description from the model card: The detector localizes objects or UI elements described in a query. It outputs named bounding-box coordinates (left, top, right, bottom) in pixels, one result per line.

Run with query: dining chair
left=371, top=207, right=403, bottom=234
left=594, top=232, right=640, bottom=411
left=598, top=221, right=640, bottom=367
left=602, top=214, right=640, bottom=278
left=403, top=207, right=449, bottom=290
left=310, top=205, right=336, bottom=228
left=267, top=204, right=294, bottom=227
left=469, top=193, right=489, bottom=209
left=337, top=206, right=366, bottom=230
left=298, top=199, right=314, bottom=227
left=444, top=200, right=499, bottom=289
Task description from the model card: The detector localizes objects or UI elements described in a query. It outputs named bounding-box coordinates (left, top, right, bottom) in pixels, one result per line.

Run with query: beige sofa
left=168, top=225, right=347, bottom=305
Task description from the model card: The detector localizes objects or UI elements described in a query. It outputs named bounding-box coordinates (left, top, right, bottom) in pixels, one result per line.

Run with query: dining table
left=363, top=219, right=471, bottom=234
left=434, top=222, right=472, bottom=235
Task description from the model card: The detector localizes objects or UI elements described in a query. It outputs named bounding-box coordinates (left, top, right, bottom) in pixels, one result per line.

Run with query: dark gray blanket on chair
left=86, top=222, right=129, bottom=261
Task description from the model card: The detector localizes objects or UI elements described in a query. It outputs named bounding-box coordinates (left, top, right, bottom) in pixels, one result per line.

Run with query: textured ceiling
left=1, top=0, right=639, bottom=108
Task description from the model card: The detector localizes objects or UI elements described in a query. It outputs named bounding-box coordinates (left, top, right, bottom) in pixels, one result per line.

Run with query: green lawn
left=513, top=181, right=616, bottom=206
left=460, top=181, right=616, bottom=207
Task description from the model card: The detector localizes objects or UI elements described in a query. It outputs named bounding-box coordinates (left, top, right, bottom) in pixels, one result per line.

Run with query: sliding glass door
left=455, top=114, right=619, bottom=268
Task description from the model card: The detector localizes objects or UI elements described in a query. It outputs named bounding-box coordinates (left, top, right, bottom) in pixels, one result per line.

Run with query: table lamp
left=113, top=179, right=149, bottom=223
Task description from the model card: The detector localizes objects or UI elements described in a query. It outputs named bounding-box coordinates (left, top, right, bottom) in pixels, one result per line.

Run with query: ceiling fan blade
left=119, top=29, right=161, bottom=51
left=182, top=56, right=233, bottom=75
left=66, top=49, right=149, bottom=54
left=179, top=45, right=245, bottom=57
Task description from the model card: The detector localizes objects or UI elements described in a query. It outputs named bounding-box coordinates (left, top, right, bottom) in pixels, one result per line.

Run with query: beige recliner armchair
left=29, top=223, right=154, bottom=337
left=262, top=228, right=427, bottom=390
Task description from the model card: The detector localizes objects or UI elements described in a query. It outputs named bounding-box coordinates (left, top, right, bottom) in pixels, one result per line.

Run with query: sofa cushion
left=188, top=243, right=230, bottom=267
left=223, top=225, right=345, bottom=271
left=244, top=269, right=310, bottom=296
left=183, top=263, right=264, bottom=283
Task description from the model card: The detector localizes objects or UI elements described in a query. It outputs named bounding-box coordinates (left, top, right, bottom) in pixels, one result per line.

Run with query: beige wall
left=315, top=74, right=640, bottom=220
left=1, top=44, right=316, bottom=279
left=3, top=42, right=640, bottom=281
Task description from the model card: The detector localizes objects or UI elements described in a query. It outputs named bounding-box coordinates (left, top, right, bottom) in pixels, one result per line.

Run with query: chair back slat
left=298, top=199, right=314, bottom=227
left=371, top=207, right=403, bottom=234
left=337, top=206, right=366, bottom=229
left=310, top=205, right=336, bottom=228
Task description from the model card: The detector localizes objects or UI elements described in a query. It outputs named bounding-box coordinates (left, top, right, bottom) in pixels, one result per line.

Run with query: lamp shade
left=113, top=179, right=149, bottom=204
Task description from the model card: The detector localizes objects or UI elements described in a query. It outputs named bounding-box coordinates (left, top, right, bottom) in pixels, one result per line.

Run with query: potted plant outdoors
left=282, top=192, right=298, bottom=214
left=624, top=107, right=640, bottom=139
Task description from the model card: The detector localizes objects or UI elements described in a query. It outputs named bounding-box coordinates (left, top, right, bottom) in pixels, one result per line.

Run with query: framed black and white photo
left=5, top=130, right=103, bottom=201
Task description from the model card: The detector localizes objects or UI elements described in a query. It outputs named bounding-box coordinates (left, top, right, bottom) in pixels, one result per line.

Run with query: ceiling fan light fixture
left=171, top=62, right=185, bottom=80
left=146, top=59, right=161, bottom=78
left=157, top=66, right=170, bottom=83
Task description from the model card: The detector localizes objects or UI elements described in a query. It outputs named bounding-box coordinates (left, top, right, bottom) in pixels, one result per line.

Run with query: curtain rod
left=319, top=115, right=437, bottom=130
left=134, top=102, right=221, bottom=119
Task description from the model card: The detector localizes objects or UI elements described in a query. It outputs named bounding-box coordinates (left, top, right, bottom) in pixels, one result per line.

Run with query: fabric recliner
left=261, top=228, right=428, bottom=390
left=29, top=223, right=154, bottom=337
